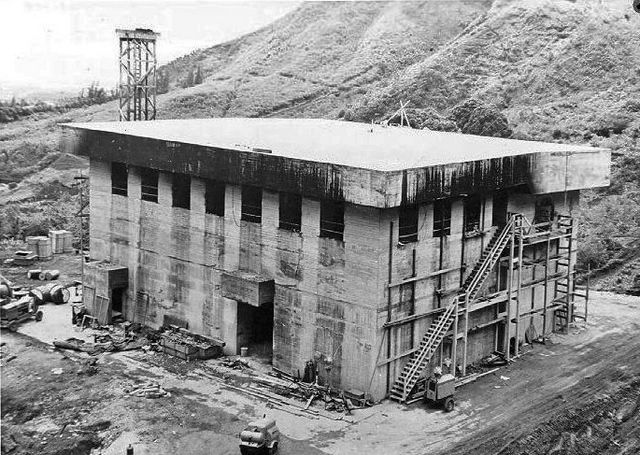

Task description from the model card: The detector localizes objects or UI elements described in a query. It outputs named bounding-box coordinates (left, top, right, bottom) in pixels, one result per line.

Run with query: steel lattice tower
left=117, top=28, right=160, bottom=121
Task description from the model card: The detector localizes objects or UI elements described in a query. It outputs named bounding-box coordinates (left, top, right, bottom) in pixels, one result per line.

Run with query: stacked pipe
left=27, top=269, right=61, bottom=281
left=30, top=283, right=70, bottom=305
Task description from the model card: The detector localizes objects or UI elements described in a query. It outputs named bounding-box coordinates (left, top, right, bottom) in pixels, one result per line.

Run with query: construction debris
left=127, top=382, right=170, bottom=399
left=13, top=250, right=37, bottom=266
left=53, top=333, right=149, bottom=355
left=220, top=357, right=251, bottom=370
left=160, top=325, right=224, bottom=361
left=219, top=360, right=372, bottom=419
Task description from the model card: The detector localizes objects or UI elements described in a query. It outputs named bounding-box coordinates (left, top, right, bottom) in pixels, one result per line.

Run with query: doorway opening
left=496, top=323, right=506, bottom=354
left=111, top=287, right=125, bottom=322
left=492, top=191, right=508, bottom=227
left=236, top=301, right=274, bottom=362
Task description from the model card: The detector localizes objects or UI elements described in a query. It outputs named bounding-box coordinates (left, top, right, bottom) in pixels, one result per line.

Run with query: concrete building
left=63, top=118, right=610, bottom=401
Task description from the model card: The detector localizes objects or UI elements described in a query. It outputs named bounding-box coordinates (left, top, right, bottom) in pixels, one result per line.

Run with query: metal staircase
left=390, top=214, right=521, bottom=403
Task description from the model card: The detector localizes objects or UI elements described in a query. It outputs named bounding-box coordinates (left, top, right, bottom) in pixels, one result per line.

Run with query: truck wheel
left=444, top=397, right=455, bottom=412
left=35, top=311, right=43, bottom=322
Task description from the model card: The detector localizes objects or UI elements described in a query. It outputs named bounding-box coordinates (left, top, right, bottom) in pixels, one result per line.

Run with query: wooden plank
left=382, top=306, right=445, bottom=329
left=505, top=222, right=515, bottom=361
left=542, top=238, right=550, bottom=336
left=377, top=346, right=419, bottom=367
left=388, top=266, right=459, bottom=289
left=95, top=295, right=110, bottom=325
left=514, top=224, right=524, bottom=357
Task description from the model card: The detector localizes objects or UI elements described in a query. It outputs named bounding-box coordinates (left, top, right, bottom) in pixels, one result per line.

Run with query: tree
left=157, top=69, right=170, bottom=94
left=403, top=108, right=458, bottom=132
left=182, top=69, right=194, bottom=88
left=193, top=66, right=203, bottom=85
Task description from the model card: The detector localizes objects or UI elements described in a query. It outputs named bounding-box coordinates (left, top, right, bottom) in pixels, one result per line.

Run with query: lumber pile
left=160, top=325, right=224, bottom=361
left=210, top=360, right=372, bottom=420
left=53, top=334, right=149, bottom=354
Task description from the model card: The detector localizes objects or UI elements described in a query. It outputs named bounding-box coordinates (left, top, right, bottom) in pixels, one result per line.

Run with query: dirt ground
left=2, top=252, right=640, bottom=454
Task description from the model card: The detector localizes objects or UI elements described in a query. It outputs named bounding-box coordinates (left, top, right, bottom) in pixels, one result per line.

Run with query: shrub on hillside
left=577, top=190, right=640, bottom=271
left=0, top=193, right=85, bottom=241
left=589, top=111, right=632, bottom=138
left=450, top=99, right=513, bottom=138
left=405, top=108, right=458, bottom=132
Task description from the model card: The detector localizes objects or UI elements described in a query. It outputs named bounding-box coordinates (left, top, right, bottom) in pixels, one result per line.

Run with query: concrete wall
left=89, top=158, right=383, bottom=396
left=90, top=157, right=581, bottom=400
left=372, top=189, right=580, bottom=395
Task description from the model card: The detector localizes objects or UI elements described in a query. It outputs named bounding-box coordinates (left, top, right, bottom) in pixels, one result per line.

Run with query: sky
left=0, top=0, right=299, bottom=95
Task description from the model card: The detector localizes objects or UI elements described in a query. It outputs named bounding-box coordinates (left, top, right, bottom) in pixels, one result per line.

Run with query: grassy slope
left=1, top=0, right=491, bottom=187
left=1, top=0, right=639, bottom=290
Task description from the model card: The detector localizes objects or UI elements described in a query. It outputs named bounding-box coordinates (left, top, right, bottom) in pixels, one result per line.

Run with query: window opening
left=279, top=192, right=302, bottom=231
left=320, top=200, right=344, bottom=241
left=241, top=185, right=262, bottom=223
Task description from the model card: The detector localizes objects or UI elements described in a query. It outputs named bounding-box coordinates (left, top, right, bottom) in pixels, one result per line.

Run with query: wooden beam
left=566, top=218, right=574, bottom=326
left=462, top=293, right=472, bottom=376
left=388, top=266, right=459, bottom=288
left=382, top=306, right=445, bottom=329
left=377, top=345, right=419, bottom=367
left=542, top=237, right=550, bottom=336
left=505, top=221, right=515, bottom=361
left=514, top=223, right=524, bottom=356
left=386, top=221, right=393, bottom=395
left=469, top=317, right=506, bottom=332
left=452, top=300, right=459, bottom=375
left=513, top=303, right=564, bottom=321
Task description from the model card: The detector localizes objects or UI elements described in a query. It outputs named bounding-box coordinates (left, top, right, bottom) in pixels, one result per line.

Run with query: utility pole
left=74, top=174, right=89, bottom=284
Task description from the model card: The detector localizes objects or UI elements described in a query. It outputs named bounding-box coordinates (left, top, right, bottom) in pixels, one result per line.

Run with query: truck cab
left=239, top=416, right=280, bottom=455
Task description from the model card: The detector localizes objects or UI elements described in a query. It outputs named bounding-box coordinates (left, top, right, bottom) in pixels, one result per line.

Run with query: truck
left=423, top=373, right=456, bottom=412
left=239, top=416, right=280, bottom=455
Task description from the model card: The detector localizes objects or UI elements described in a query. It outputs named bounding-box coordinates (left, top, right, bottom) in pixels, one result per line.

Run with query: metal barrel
left=45, top=270, right=60, bottom=280
left=49, top=284, right=70, bottom=304
left=30, top=288, right=44, bottom=304
left=27, top=269, right=42, bottom=280
left=0, top=284, right=11, bottom=299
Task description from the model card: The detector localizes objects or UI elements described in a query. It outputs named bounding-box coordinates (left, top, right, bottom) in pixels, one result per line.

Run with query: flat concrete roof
left=63, top=118, right=602, bottom=172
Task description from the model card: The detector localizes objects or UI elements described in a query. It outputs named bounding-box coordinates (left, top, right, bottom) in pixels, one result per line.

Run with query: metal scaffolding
left=116, top=28, right=160, bottom=121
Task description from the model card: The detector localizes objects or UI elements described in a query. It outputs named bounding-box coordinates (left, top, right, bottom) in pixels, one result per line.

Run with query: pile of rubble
left=126, top=382, right=171, bottom=399
left=54, top=321, right=154, bottom=355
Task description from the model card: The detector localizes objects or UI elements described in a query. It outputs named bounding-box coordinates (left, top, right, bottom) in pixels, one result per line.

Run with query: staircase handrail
left=402, top=302, right=454, bottom=379
left=400, top=300, right=456, bottom=395
left=465, top=215, right=519, bottom=301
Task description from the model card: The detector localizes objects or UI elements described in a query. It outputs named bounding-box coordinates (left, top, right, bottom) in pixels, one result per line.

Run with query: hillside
left=1, top=0, right=639, bottom=291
